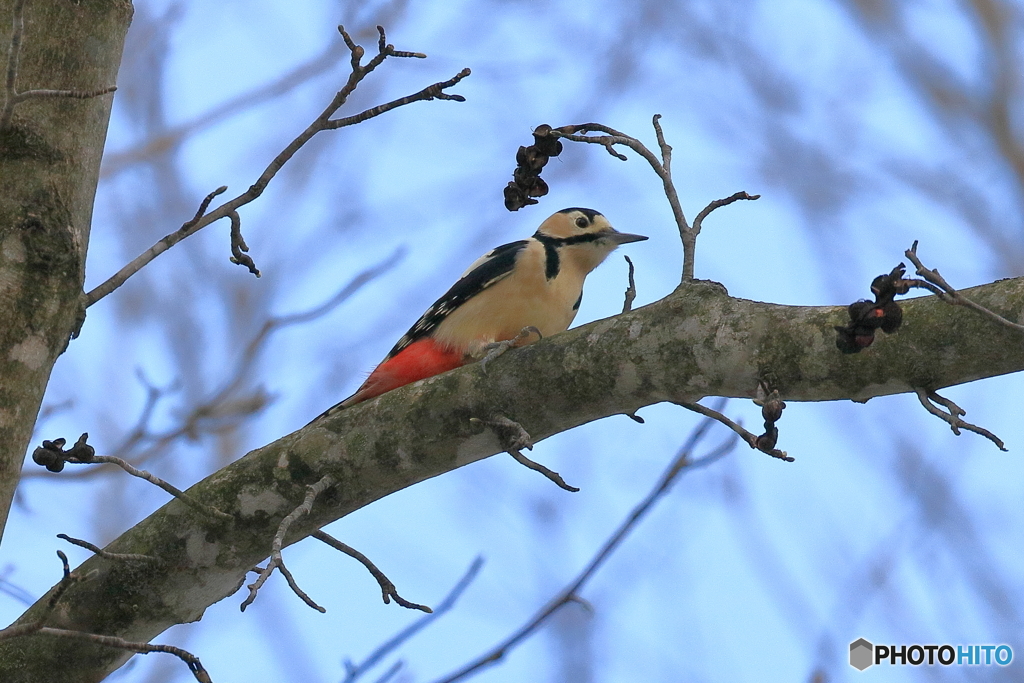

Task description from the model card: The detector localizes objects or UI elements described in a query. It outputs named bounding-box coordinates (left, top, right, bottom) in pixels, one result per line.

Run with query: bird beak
left=607, top=230, right=648, bottom=245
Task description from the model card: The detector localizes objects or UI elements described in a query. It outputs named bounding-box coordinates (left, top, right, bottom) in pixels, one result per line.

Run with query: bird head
left=535, top=208, right=648, bottom=273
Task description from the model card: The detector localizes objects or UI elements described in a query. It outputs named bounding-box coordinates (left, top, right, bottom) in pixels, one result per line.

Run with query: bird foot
left=478, top=326, right=542, bottom=373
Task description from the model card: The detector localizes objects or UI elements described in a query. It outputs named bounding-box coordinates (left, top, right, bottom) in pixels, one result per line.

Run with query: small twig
left=343, top=557, right=483, bottom=683
left=0, top=551, right=81, bottom=642
left=677, top=400, right=794, bottom=461
left=31, top=433, right=234, bottom=520
left=325, top=67, right=470, bottom=129
left=87, top=456, right=233, bottom=520
left=185, top=186, right=228, bottom=230
left=37, top=628, right=211, bottom=683
left=915, top=388, right=1007, bottom=451
left=905, top=241, right=1024, bottom=333
left=227, top=209, right=260, bottom=276
left=553, top=121, right=689, bottom=248
left=471, top=416, right=579, bottom=492
left=621, top=255, right=637, bottom=314
left=652, top=113, right=672, bottom=174
left=433, top=405, right=738, bottom=683
left=545, top=119, right=756, bottom=283
left=507, top=449, right=579, bottom=492
left=240, top=475, right=337, bottom=612
left=313, top=531, right=431, bottom=612
left=1, top=0, right=116, bottom=130
left=83, top=26, right=469, bottom=308
left=691, top=191, right=761, bottom=237
left=56, top=534, right=161, bottom=564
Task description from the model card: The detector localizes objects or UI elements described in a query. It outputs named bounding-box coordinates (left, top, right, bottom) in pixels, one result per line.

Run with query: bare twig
left=2, top=611, right=211, bottom=683
left=433, top=405, right=738, bottom=683
left=240, top=475, right=337, bottom=612
left=548, top=118, right=757, bottom=283
left=1, top=0, right=116, bottom=129
left=507, top=449, right=579, bottom=492
left=905, top=241, right=1024, bottom=333
left=652, top=113, right=672, bottom=175
left=677, top=400, right=794, bottom=461
left=343, top=558, right=484, bottom=683
left=0, top=551, right=80, bottom=641
left=56, top=534, right=160, bottom=564
left=85, top=455, right=233, bottom=520
left=691, top=191, right=761, bottom=237
left=325, top=67, right=470, bottom=129
left=37, top=628, right=211, bottom=682
left=915, top=388, right=1007, bottom=451
left=32, top=434, right=235, bottom=520
left=471, top=416, right=579, bottom=492
left=84, top=26, right=469, bottom=307
left=553, top=120, right=689, bottom=254
left=312, top=530, right=431, bottom=612
left=227, top=209, right=259, bottom=276
left=621, top=255, right=637, bottom=313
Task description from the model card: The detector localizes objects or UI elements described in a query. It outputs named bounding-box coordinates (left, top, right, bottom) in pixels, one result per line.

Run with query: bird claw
left=478, top=326, right=542, bottom=373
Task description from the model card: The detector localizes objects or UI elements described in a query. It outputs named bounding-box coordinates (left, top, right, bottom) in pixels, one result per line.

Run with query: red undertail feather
left=342, top=339, right=466, bottom=408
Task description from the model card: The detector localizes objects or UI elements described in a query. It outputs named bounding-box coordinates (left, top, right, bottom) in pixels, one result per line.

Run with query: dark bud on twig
left=531, top=124, right=563, bottom=157
left=504, top=124, right=563, bottom=211
left=836, top=263, right=908, bottom=354
left=32, top=433, right=94, bottom=472
left=761, top=395, right=786, bottom=423
left=753, top=386, right=786, bottom=455
left=879, top=300, right=903, bottom=334
left=33, top=439, right=66, bottom=473
left=870, top=264, right=910, bottom=303
left=755, top=426, right=779, bottom=451
left=67, top=433, right=96, bottom=462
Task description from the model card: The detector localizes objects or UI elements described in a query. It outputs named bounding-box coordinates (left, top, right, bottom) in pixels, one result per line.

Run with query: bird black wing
left=385, top=239, right=530, bottom=359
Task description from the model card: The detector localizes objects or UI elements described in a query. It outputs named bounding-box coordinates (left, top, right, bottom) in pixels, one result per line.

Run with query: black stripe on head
left=534, top=231, right=605, bottom=247
left=557, top=207, right=602, bottom=224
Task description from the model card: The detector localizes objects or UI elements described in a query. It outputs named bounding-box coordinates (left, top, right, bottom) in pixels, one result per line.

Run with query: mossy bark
left=2, top=277, right=1022, bottom=681
left=0, top=0, right=132, bottom=544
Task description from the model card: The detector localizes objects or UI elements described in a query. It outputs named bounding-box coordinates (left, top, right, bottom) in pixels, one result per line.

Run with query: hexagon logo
left=850, top=638, right=874, bottom=671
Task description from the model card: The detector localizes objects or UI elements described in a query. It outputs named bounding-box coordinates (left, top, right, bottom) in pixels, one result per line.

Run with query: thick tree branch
left=3, top=277, right=1024, bottom=680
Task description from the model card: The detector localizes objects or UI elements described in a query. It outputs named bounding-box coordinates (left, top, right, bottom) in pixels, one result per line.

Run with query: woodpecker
left=311, top=208, right=646, bottom=421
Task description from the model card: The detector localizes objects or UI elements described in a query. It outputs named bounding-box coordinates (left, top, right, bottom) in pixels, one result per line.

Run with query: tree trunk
left=0, top=0, right=131, bottom=544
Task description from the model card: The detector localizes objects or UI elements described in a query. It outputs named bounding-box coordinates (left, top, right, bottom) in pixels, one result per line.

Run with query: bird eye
left=574, top=216, right=589, bottom=229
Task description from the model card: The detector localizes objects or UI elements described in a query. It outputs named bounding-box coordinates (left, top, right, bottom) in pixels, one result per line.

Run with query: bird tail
left=306, top=339, right=465, bottom=425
